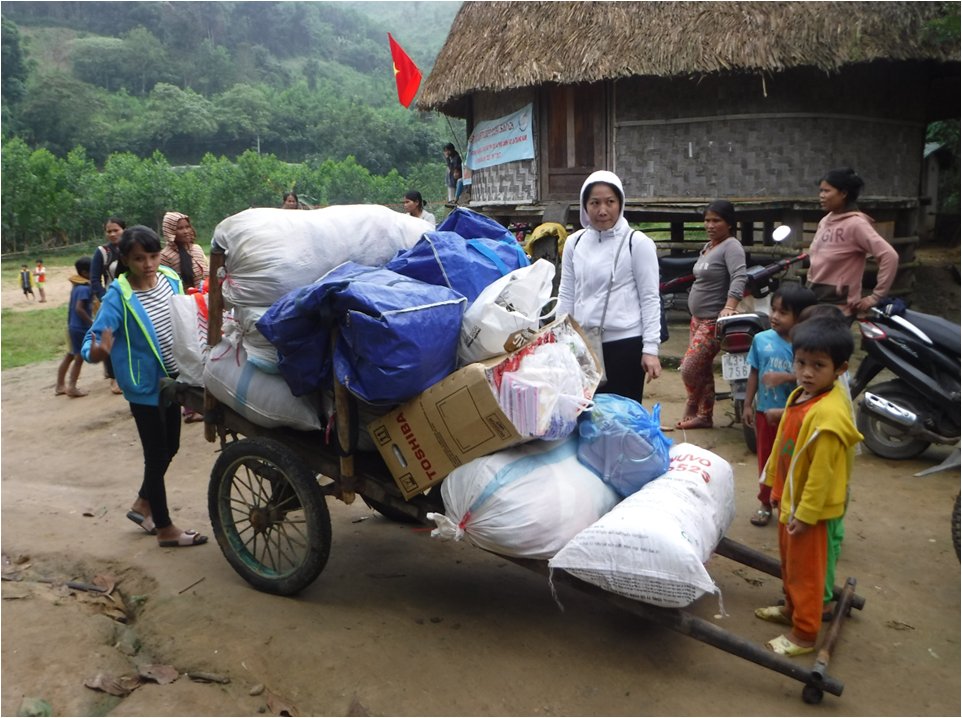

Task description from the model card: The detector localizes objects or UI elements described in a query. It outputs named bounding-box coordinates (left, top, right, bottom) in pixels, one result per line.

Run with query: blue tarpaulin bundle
left=437, top=207, right=518, bottom=245
left=256, top=262, right=466, bottom=404
left=385, top=231, right=529, bottom=304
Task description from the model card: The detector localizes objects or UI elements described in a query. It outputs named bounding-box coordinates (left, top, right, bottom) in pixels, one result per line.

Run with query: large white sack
left=233, top=305, right=279, bottom=374
left=427, top=437, right=619, bottom=559
left=204, top=339, right=322, bottom=431
left=211, top=205, right=432, bottom=308
left=548, top=443, right=735, bottom=608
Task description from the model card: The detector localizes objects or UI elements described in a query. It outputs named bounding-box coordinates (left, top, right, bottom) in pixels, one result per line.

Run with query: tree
left=70, top=37, right=127, bottom=91
left=144, top=83, right=217, bottom=159
left=1, top=17, right=29, bottom=133
left=18, top=72, right=108, bottom=156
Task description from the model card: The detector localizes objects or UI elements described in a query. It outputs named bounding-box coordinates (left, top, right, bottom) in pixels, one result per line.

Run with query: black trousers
left=597, top=336, right=647, bottom=404
left=129, top=401, right=181, bottom=529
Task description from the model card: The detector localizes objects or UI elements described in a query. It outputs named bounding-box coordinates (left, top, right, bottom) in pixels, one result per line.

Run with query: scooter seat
left=904, top=309, right=961, bottom=357
left=660, top=256, right=698, bottom=271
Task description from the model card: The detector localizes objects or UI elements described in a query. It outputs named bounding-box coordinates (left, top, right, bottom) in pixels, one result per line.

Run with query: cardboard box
left=368, top=316, right=597, bottom=499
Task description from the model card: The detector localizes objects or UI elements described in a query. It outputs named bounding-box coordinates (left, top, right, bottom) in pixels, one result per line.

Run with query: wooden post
left=331, top=331, right=356, bottom=504
left=203, top=251, right=225, bottom=444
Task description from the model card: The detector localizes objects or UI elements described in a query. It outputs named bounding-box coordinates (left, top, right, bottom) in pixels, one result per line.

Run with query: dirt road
left=2, top=249, right=960, bottom=716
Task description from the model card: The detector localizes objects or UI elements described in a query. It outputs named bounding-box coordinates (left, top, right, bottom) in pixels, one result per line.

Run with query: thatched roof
left=418, top=1, right=959, bottom=115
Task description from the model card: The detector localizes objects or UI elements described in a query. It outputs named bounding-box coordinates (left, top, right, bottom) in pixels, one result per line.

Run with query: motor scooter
left=849, top=298, right=961, bottom=461
left=714, top=226, right=807, bottom=452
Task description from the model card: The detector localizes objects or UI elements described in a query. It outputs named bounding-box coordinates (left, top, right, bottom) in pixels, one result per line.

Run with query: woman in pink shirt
left=808, top=168, right=899, bottom=319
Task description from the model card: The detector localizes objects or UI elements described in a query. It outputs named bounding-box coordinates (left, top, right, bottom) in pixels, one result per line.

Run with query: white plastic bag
left=169, top=293, right=209, bottom=386
left=458, top=259, right=556, bottom=363
left=497, top=343, right=591, bottom=440
left=427, top=437, right=619, bottom=559
left=549, top=443, right=735, bottom=608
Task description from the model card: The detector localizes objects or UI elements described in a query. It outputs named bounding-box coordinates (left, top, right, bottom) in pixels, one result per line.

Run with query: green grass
left=1, top=306, right=69, bottom=369
left=2, top=255, right=82, bottom=369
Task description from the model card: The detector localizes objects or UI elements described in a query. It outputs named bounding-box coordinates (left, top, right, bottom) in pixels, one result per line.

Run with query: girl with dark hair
left=402, top=190, right=436, bottom=227
left=676, top=200, right=748, bottom=429
left=282, top=191, right=300, bottom=209
left=91, top=216, right=127, bottom=394
left=809, top=168, right=899, bottom=318
left=82, top=225, right=208, bottom=549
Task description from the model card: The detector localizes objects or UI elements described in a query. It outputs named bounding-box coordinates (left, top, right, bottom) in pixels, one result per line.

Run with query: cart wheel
left=802, top=684, right=824, bottom=704
left=208, top=437, right=331, bottom=595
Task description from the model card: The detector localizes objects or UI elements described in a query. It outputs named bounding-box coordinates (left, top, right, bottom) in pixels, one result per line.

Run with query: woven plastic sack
left=210, top=205, right=431, bottom=308
left=204, top=339, right=322, bottom=431
left=549, top=443, right=735, bottom=608
left=577, top=395, right=672, bottom=497
left=427, top=437, right=619, bottom=559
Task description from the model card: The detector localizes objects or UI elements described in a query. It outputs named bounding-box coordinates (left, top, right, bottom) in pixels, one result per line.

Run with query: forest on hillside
left=1, top=1, right=462, bottom=169
left=0, top=1, right=465, bottom=252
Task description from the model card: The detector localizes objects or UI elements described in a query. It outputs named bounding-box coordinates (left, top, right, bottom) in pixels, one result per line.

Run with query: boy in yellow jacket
left=754, top=316, right=863, bottom=656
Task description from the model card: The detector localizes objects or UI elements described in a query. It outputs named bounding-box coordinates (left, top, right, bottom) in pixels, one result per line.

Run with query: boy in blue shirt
left=743, top=284, right=816, bottom=526
left=55, top=257, right=94, bottom=397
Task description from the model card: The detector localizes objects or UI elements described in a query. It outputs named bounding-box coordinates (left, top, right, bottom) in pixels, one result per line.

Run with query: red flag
left=388, top=33, right=422, bottom=108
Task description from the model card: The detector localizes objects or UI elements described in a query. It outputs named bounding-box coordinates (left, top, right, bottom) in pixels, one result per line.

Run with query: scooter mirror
left=772, top=225, right=792, bottom=243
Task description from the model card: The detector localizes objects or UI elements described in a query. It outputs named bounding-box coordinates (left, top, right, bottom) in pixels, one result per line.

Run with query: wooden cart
left=184, top=252, right=864, bottom=705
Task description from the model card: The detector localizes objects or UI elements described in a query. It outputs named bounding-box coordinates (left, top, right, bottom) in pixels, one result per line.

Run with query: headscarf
left=579, top=170, right=626, bottom=231
left=162, top=211, right=195, bottom=288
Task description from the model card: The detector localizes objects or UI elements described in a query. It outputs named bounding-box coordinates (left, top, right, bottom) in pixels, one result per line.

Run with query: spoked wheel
left=952, top=493, right=960, bottom=561
left=857, top=380, right=930, bottom=460
left=208, top=437, right=331, bottom=595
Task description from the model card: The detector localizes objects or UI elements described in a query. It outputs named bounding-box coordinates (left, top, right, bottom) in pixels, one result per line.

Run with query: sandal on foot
left=55, top=386, right=67, bottom=396
left=754, top=605, right=792, bottom=626
left=126, top=510, right=157, bottom=535
left=675, top=415, right=712, bottom=430
left=158, top=530, right=208, bottom=548
left=766, top=634, right=815, bottom=657
left=750, top=508, right=772, bottom=526
left=183, top=411, right=204, bottom=424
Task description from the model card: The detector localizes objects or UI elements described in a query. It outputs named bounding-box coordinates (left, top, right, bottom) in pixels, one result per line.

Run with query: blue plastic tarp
left=437, top=207, right=518, bottom=246
left=385, top=231, right=530, bottom=304
left=257, top=262, right=466, bottom=404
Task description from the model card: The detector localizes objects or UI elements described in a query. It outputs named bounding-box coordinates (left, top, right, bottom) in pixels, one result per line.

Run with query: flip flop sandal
left=750, top=508, right=772, bottom=526
left=126, top=510, right=157, bottom=535
left=754, top=605, right=793, bottom=626
left=766, top=634, right=815, bottom=657
left=158, top=530, right=208, bottom=548
left=676, top=415, right=713, bottom=430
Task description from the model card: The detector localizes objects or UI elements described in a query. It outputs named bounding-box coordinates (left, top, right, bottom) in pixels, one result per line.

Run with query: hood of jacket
left=579, top=171, right=626, bottom=232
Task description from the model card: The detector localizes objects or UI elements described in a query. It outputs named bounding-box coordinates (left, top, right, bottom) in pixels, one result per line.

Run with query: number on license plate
left=722, top=353, right=751, bottom=381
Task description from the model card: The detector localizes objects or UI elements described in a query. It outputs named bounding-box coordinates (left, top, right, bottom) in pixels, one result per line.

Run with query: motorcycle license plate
left=722, top=353, right=751, bottom=381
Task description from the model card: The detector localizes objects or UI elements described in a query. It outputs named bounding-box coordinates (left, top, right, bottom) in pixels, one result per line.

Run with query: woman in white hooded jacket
left=557, top=170, right=662, bottom=402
